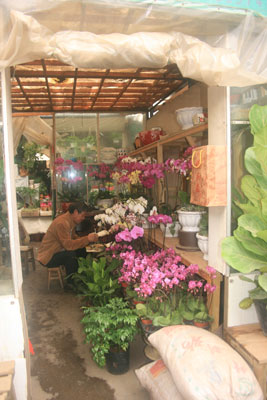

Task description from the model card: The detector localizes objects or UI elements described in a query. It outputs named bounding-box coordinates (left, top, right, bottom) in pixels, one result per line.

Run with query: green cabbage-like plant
left=221, top=104, right=267, bottom=309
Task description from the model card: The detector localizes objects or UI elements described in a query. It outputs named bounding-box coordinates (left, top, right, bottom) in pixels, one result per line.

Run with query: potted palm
left=221, top=104, right=267, bottom=336
left=81, top=297, right=139, bottom=374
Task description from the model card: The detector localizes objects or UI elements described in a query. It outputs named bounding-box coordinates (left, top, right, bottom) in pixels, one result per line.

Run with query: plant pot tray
left=21, top=209, right=40, bottom=217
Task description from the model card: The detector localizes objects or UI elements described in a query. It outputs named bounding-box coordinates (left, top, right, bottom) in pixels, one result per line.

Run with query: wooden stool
left=20, top=245, right=36, bottom=274
left=47, top=267, right=64, bottom=290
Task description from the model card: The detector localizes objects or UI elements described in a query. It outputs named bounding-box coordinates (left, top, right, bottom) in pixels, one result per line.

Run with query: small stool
left=47, top=267, right=64, bottom=290
left=20, top=245, right=36, bottom=274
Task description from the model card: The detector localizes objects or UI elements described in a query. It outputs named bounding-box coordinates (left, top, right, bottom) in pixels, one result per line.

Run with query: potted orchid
left=119, top=247, right=217, bottom=328
left=157, top=203, right=180, bottom=238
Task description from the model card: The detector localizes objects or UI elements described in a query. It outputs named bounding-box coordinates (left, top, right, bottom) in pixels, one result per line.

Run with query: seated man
left=37, top=202, right=98, bottom=283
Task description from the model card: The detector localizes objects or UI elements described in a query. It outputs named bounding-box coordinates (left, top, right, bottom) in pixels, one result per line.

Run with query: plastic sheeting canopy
left=0, top=1, right=266, bottom=86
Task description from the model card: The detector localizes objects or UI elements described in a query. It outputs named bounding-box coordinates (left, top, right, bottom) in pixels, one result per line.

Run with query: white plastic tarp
left=0, top=1, right=266, bottom=86
left=12, top=116, right=53, bottom=152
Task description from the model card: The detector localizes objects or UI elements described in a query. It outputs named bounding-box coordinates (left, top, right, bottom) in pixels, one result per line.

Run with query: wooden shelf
left=129, top=123, right=208, bottom=157
left=144, top=228, right=222, bottom=332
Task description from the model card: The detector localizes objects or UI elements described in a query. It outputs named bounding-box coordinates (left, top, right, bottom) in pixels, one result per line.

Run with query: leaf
left=238, top=214, right=266, bottom=236
left=239, top=297, right=253, bottom=309
left=259, top=274, right=267, bottom=292
left=241, top=175, right=261, bottom=206
left=221, top=237, right=267, bottom=273
left=234, top=227, right=267, bottom=257
left=235, top=201, right=261, bottom=217
left=249, top=104, right=267, bottom=140
left=245, top=147, right=267, bottom=190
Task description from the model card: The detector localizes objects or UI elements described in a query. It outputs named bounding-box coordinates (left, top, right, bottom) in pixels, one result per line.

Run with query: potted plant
left=221, top=104, right=267, bottom=336
left=196, top=212, right=208, bottom=260
left=70, top=255, right=121, bottom=306
left=81, top=297, right=139, bottom=373
left=177, top=190, right=206, bottom=232
left=180, top=293, right=213, bottom=329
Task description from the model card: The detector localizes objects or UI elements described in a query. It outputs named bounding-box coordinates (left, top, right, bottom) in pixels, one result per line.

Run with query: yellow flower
left=129, top=171, right=141, bottom=185
left=111, top=172, right=121, bottom=181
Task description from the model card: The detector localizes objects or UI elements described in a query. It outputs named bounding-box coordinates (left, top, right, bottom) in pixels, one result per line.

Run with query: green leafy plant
left=81, top=297, right=139, bottom=367
left=71, top=255, right=121, bottom=306
left=57, top=187, right=85, bottom=202
left=198, top=213, right=208, bottom=236
left=135, top=299, right=183, bottom=327
left=180, top=293, right=213, bottom=323
left=177, top=190, right=205, bottom=212
left=222, top=104, right=267, bottom=309
left=16, top=186, right=38, bottom=208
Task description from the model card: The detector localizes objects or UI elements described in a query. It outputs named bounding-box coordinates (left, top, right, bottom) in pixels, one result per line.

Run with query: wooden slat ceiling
left=10, top=59, right=186, bottom=114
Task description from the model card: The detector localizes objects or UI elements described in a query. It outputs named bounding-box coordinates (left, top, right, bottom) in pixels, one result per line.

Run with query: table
left=224, top=323, right=267, bottom=398
left=21, top=216, right=52, bottom=235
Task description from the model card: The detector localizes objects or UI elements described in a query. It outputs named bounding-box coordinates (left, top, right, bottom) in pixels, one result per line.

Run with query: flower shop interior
left=0, top=1, right=267, bottom=399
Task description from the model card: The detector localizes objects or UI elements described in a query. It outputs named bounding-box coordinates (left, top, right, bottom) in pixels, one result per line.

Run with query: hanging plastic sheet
left=0, top=1, right=266, bottom=86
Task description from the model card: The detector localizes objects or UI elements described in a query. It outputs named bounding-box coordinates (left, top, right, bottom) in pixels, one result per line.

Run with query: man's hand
left=88, top=233, right=98, bottom=243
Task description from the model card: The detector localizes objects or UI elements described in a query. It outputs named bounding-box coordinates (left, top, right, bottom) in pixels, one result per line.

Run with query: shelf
left=144, top=228, right=209, bottom=279
left=129, top=123, right=208, bottom=156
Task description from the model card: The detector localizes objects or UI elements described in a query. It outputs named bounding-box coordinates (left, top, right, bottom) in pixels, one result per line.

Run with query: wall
left=146, top=82, right=208, bottom=134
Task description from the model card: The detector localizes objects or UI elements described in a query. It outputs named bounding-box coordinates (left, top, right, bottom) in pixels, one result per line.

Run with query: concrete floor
left=22, top=243, right=150, bottom=400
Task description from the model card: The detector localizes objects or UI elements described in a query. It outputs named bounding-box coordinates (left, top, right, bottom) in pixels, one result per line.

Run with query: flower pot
left=178, top=230, right=198, bottom=249
left=254, top=300, right=267, bottom=336
left=140, top=318, right=153, bottom=325
left=177, top=210, right=205, bottom=232
left=193, top=320, right=210, bottom=330
left=160, top=222, right=180, bottom=237
left=196, top=233, right=208, bottom=260
left=106, top=346, right=130, bottom=375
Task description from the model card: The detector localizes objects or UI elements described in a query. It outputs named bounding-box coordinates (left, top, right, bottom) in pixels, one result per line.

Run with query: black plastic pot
left=106, top=346, right=130, bottom=375
left=254, top=300, right=267, bottom=336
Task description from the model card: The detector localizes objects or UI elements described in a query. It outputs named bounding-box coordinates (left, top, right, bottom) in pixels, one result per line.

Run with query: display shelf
left=129, top=123, right=208, bottom=157
left=144, top=228, right=222, bottom=331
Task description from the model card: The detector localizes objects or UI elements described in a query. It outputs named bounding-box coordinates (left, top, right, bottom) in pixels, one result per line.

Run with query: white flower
left=150, top=206, right=158, bottom=216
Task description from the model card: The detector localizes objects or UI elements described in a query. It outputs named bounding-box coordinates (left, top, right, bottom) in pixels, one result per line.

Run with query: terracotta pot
left=120, top=282, right=128, bottom=288
left=193, top=320, right=210, bottom=330
left=140, top=318, right=153, bottom=325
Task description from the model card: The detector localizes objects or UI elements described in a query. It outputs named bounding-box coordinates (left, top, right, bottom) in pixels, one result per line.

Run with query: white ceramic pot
left=177, top=210, right=205, bottom=232
left=175, top=107, right=203, bottom=130
left=160, top=222, right=180, bottom=237
left=196, top=233, right=208, bottom=260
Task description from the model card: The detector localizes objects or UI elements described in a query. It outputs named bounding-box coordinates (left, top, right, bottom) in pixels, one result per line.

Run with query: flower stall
left=0, top=0, right=267, bottom=397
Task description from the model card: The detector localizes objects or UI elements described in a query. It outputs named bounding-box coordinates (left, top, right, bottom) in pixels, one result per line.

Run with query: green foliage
left=178, top=190, right=205, bottom=211
left=16, top=186, right=38, bottom=207
left=222, top=105, right=267, bottom=307
left=135, top=292, right=184, bottom=327
left=81, top=297, right=139, bottom=367
left=198, top=213, right=208, bottom=236
left=71, top=255, right=121, bottom=306
left=57, top=187, right=85, bottom=202
left=179, top=294, right=213, bottom=323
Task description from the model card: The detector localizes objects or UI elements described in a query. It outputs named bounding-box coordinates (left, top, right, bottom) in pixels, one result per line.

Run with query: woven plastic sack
left=135, top=359, right=184, bottom=400
left=149, top=325, right=264, bottom=400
